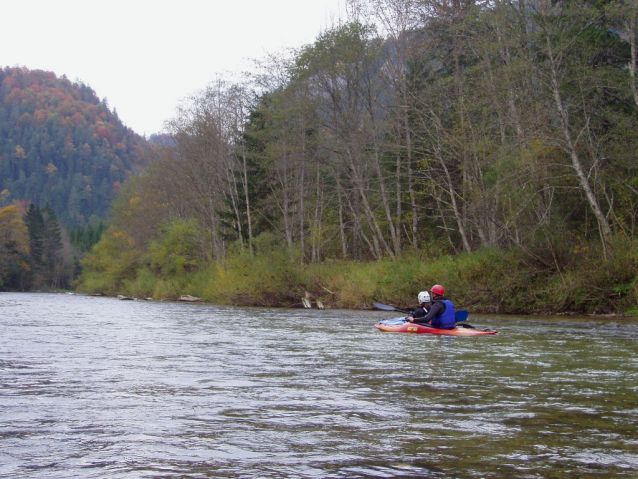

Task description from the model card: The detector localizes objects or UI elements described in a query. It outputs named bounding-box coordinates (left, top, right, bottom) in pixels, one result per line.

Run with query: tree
left=22, top=203, right=65, bottom=287
left=530, top=0, right=619, bottom=256
left=0, top=66, right=151, bottom=228
left=0, top=205, right=30, bottom=290
left=296, top=22, right=399, bottom=259
left=247, top=53, right=323, bottom=260
left=23, top=203, right=45, bottom=270
left=41, top=203, right=63, bottom=287
left=607, top=0, right=638, bottom=108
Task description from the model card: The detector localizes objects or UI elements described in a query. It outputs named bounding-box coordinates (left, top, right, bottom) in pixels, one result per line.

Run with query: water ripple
left=1, top=293, right=637, bottom=478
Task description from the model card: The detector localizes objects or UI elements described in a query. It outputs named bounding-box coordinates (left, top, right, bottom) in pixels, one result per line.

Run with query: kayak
left=375, top=318, right=497, bottom=336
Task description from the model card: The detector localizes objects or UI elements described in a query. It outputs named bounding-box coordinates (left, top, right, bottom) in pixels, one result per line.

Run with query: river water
left=1, top=292, right=637, bottom=478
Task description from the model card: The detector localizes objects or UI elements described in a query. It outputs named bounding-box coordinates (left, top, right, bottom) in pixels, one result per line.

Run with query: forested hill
left=0, top=66, right=151, bottom=226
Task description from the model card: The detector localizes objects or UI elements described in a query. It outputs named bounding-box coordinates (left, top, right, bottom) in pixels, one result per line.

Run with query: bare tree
left=531, top=0, right=614, bottom=254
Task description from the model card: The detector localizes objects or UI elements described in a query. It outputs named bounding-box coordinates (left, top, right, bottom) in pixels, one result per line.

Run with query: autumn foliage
left=0, top=66, right=151, bottom=226
left=0, top=205, right=30, bottom=288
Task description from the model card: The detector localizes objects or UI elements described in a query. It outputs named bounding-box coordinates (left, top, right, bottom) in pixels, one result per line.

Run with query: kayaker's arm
left=408, top=301, right=445, bottom=324
left=410, top=306, right=428, bottom=319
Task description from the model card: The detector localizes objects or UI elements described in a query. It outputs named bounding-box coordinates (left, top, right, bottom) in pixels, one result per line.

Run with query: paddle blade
left=455, top=310, right=469, bottom=322
left=373, top=302, right=410, bottom=314
left=373, top=302, right=396, bottom=311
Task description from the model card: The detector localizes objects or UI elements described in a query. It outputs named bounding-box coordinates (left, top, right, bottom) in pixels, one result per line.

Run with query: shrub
left=122, top=268, right=158, bottom=298
left=146, top=219, right=203, bottom=276
left=74, top=228, right=140, bottom=295
left=190, top=233, right=305, bottom=306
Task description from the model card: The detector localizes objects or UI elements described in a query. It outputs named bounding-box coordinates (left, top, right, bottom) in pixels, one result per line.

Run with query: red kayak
left=375, top=319, right=497, bottom=336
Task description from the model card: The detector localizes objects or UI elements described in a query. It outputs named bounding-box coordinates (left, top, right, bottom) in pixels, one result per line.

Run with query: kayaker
left=406, top=291, right=431, bottom=322
left=406, top=284, right=456, bottom=329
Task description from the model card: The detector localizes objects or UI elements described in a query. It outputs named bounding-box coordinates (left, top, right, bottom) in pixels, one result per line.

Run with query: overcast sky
left=1, top=0, right=346, bottom=136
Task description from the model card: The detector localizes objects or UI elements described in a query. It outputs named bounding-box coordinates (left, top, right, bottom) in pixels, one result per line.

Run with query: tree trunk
left=545, top=33, right=614, bottom=253
left=438, top=150, right=472, bottom=253
left=240, top=149, right=254, bottom=255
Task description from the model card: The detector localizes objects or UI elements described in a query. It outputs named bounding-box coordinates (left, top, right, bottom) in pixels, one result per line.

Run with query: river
left=1, top=292, right=637, bottom=478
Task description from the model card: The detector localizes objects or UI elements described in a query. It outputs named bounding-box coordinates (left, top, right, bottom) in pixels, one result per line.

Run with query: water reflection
left=1, top=293, right=637, bottom=478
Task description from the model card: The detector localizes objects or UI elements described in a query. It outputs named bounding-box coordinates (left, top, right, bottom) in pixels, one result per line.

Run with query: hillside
left=0, top=66, right=151, bottom=226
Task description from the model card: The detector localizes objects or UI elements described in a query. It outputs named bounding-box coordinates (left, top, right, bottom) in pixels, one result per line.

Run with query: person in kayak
left=406, top=291, right=431, bottom=322
left=406, top=284, right=456, bottom=329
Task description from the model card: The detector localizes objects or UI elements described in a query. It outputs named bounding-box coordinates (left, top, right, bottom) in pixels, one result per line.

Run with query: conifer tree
left=42, top=203, right=63, bottom=287
left=23, top=203, right=45, bottom=268
left=22, top=203, right=64, bottom=287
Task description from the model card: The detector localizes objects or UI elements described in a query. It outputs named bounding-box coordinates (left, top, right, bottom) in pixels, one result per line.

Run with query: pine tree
left=23, top=203, right=45, bottom=268
left=42, top=203, right=63, bottom=287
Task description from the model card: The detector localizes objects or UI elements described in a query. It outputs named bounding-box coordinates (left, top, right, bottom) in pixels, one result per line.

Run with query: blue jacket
left=430, top=299, right=456, bottom=329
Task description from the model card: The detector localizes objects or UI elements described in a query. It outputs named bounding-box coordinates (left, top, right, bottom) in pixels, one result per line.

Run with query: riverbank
left=75, top=239, right=638, bottom=315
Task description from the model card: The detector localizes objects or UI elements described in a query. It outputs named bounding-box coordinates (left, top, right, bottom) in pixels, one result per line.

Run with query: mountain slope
left=0, top=66, right=151, bottom=226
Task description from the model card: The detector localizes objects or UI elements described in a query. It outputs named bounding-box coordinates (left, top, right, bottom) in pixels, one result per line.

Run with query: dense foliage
left=75, top=0, right=638, bottom=312
left=0, top=66, right=151, bottom=291
left=0, top=202, right=76, bottom=290
left=0, top=66, right=151, bottom=226
left=0, top=205, right=29, bottom=289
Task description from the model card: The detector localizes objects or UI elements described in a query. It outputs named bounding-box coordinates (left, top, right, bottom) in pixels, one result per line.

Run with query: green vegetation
left=0, top=66, right=151, bottom=291
left=0, top=205, right=30, bottom=289
left=23, top=203, right=64, bottom=288
left=0, top=202, right=79, bottom=290
left=69, top=220, right=106, bottom=253
left=3, top=2, right=636, bottom=312
left=76, top=229, right=638, bottom=314
left=75, top=0, right=638, bottom=314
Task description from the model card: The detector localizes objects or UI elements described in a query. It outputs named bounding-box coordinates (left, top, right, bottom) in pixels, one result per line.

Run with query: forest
left=0, top=67, right=150, bottom=290
left=0, top=66, right=151, bottom=225
left=11, top=0, right=638, bottom=313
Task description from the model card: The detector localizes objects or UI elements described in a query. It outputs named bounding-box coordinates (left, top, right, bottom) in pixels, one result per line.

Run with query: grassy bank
left=75, top=234, right=638, bottom=315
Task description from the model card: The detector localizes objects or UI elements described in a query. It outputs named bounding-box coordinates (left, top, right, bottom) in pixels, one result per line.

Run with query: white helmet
left=418, top=291, right=431, bottom=304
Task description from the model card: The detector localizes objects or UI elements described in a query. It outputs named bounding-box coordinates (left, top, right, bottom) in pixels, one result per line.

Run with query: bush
left=74, top=228, right=141, bottom=295
left=544, top=235, right=638, bottom=313
left=189, top=233, right=306, bottom=306
left=122, top=268, right=158, bottom=298
left=77, top=222, right=638, bottom=314
left=146, top=219, right=203, bottom=276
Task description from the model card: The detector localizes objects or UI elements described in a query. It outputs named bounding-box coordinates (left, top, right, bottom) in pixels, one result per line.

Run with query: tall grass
left=76, top=232, right=638, bottom=314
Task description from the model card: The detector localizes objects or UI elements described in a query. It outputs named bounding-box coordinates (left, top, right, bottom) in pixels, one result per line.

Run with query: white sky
left=0, top=0, right=346, bottom=137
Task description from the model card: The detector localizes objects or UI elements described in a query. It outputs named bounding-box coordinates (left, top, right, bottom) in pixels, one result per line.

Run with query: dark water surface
left=1, top=292, right=637, bottom=478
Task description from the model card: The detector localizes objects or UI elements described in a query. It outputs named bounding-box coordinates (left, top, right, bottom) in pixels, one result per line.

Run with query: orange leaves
left=14, top=145, right=26, bottom=159
left=34, top=109, right=47, bottom=123
left=45, top=163, right=58, bottom=176
left=94, top=122, right=116, bottom=143
left=4, top=87, right=24, bottom=106
left=112, top=230, right=134, bottom=246
left=0, top=205, right=29, bottom=256
left=121, top=195, right=141, bottom=217
left=129, top=196, right=141, bottom=207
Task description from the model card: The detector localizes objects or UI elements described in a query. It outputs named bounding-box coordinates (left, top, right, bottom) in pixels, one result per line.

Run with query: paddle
left=373, top=302, right=411, bottom=315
